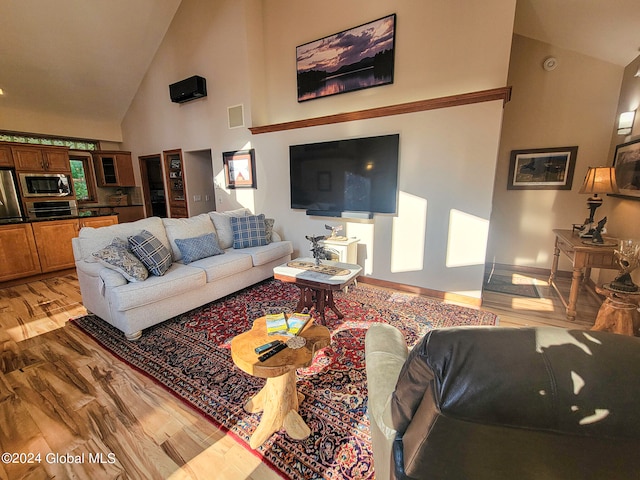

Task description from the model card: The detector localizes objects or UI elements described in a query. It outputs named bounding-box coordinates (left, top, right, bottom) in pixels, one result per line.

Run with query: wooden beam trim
left=249, top=86, right=511, bottom=135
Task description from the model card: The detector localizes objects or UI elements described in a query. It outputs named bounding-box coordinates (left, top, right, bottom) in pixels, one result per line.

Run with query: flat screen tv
left=289, top=134, right=399, bottom=217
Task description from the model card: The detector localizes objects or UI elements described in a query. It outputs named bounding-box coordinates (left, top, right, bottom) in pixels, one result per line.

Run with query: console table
left=549, top=229, right=618, bottom=320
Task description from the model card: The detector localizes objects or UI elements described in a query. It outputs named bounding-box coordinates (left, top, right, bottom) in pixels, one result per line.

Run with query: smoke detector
left=543, top=57, right=558, bottom=71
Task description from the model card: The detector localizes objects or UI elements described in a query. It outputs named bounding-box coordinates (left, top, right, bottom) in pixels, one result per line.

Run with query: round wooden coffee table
left=230, top=316, right=331, bottom=449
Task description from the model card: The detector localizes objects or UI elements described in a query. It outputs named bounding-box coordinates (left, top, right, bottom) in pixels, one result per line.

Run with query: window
left=0, top=131, right=98, bottom=151
left=70, top=154, right=97, bottom=203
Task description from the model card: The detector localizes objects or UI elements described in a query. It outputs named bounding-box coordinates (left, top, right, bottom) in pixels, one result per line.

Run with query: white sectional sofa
left=71, top=209, right=293, bottom=340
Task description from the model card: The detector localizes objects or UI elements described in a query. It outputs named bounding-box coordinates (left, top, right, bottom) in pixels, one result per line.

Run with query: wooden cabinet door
left=11, top=145, right=70, bottom=172
left=79, top=215, right=118, bottom=229
left=43, top=149, right=71, bottom=172
left=93, top=151, right=135, bottom=186
left=31, top=220, right=79, bottom=273
left=12, top=147, right=45, bottom=171
left=0, top=145, right=13, bottom=167
left=115, top=153, right=136, bottom=186
left=0, top=224, right=41, bottom=281
left=112, top=206, right=144, bottom=223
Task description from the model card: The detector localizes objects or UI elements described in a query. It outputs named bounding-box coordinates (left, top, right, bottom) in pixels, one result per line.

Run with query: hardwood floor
left=0, top=270, right=600, bottom=480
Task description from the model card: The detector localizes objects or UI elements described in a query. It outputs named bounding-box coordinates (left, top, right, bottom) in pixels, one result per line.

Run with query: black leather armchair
left=390, top=327, right=640, bottom=480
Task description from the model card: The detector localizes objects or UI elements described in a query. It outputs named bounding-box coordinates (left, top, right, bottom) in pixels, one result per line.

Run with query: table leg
left=567, top=268, right=582, bottom=320
left=326, top=290, right=344, bottom=319
left=549, top=237, right=560, bottom=285
left=244, top=370, right=310, bottom=449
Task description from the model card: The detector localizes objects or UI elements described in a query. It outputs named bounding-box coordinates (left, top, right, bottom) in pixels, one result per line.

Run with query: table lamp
left=579, top=166, right=619, bottom=222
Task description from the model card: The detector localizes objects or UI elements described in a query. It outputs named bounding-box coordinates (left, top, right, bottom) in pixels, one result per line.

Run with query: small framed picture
left=169, top=171, right=178, bottom=179
left=223, top=149, right=256, bottom=189
left=507, top=146, right=578, bottom=190
left=612, top=137, right=640, bottom=200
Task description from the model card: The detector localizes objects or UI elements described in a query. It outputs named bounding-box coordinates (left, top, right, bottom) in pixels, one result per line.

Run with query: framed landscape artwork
left=223, top=149, right=256, bottom=189
left=296, top=14, right=396, bottom=102
left=507, top=146, right=578, bottom=190
left=612, top=137, right=640, bottom=200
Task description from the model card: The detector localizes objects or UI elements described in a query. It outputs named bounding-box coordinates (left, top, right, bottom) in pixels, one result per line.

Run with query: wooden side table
left=549, top=229, right=618, bottom=320
left=273, top=258, right=362, bottom=324
left=230, top=316, right=330, bottom=449
left=591, top=285, right=640, bottom=336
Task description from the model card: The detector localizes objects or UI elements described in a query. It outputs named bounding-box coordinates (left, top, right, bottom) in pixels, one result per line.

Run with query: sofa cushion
left=110, top=263, right=206, bottom=311
left=92, top=237, right=149, bottom=282
left=236, top=241, right=293, bottom=266
left=163, top=214, right=216, bottom=261
left=188, top=251, right=253, bottom=282
left=129, top=230, right=173, bottom=276
left=231, top=214, right=267, bottom=249
left=209, top=208, right=250, bottom=249
left=175, top=233, right=225, bottom=264
left=76, top=216, right=169, bottom=262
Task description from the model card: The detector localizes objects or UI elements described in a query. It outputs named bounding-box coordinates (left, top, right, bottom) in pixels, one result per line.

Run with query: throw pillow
left=175, top=233, right=225, bottom=264
left=92, top=238, right=149, bottom=282
left=264, top=218, right=275, bottom=244
left=128, top=230, right=173, bottom=276
left=209, top=208, right=251, bottom=249
left=231, top=214, right=267, bottom=249
left=163, top=213, right=216, bottom=262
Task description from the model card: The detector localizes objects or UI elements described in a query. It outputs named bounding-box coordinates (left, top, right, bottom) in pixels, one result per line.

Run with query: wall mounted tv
left=289, top=134, right=399, bottom=218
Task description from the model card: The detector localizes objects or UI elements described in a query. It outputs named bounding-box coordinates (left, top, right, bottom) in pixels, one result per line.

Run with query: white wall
left=487, top=35, right=623, bottom=272
left=121, top=0, right=516, bottom=300
left=605, top=55, right=640, bottom=285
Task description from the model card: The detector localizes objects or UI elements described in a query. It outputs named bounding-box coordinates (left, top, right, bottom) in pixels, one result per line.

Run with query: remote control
left=258, top=342, right=287, bottom=362
left=254, top=340, right=282, bottom=354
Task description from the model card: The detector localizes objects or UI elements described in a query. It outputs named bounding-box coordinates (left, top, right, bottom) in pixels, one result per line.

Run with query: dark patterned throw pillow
left=128, top=230, right=172, bottom=276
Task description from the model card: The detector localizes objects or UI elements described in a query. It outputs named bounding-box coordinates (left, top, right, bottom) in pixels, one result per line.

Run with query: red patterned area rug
left=71, top=279, right=497, bottom=479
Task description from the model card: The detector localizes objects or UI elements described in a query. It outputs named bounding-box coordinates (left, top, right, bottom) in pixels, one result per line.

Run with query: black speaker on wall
left=169, top=75, right=207, bottom=103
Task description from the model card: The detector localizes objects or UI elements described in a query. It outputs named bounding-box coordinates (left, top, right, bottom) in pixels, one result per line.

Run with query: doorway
left=139, top=154, right=167, bottom=218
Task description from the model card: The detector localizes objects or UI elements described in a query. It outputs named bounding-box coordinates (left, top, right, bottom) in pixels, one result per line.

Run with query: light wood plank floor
left=0, top=270, right=600, bottom=480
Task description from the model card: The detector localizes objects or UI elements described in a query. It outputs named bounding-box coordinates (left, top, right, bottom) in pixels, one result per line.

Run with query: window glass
left=70, top=157, right=96, bottom=202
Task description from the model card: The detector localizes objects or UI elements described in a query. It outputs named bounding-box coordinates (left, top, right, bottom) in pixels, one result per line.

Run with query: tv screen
left=289, top=134, right=399, bottom=216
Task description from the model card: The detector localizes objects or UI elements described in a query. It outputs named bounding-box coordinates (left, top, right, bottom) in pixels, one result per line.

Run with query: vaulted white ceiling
left=0, top=0, right=638, bottom=136
left=0, top=0, right=181, bottom=129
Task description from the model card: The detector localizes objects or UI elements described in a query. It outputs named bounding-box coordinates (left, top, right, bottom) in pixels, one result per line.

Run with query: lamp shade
left=578, top=166, right=619, bottom=194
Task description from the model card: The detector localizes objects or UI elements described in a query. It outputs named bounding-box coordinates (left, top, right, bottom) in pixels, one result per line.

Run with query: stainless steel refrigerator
left=0, top=168, right=24, bottom=222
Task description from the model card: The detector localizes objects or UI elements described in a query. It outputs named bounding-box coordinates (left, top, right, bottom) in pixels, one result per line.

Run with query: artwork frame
left=507, top=146, right=578, bottom=190
left=223, top=149, right=256, bottom=189
left=296, top=14, right=396, bottom=102
left=611, top=137, right=640, bottom=200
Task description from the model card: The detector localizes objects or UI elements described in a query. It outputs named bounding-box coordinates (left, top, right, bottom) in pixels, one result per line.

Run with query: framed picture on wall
left=223, top=149, right=256, bottom=189
left=507, top=146, right=578, bottom=190
left=296, top=14, right=396, bottom=102
left=611, top=137, right=640, bottom=200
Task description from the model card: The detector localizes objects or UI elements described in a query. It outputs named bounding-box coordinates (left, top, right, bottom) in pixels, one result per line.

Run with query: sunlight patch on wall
left=391, top=191, right=427, bottom=273
left=446, top=209, right=489, bottom=267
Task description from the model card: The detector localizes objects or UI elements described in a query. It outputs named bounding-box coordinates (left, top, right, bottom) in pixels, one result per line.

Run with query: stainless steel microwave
left=19, top=172, right=73, bottom=197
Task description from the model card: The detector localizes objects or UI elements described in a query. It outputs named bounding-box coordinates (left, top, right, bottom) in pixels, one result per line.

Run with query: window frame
left=69, top=151, right=98, bottom=204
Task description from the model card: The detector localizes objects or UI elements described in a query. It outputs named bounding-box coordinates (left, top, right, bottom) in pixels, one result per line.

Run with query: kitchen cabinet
left=163, top=149, right=188, bottom=218
left=79, top=215, right=119, bottom=229
left=0, top=223, right=41, bottom=281
left=31, top=219, right=80, bottom=272
left=11, top=145, right=71, bottom=172
left=111, top=206, right=144, bottom=223
left=0, top=145, right=13, bottom=167
left=93, top=151, right=136, bottom=187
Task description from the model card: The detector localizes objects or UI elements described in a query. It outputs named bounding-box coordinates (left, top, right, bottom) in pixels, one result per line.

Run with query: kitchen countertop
left=0, top=211, right=120, bottom=226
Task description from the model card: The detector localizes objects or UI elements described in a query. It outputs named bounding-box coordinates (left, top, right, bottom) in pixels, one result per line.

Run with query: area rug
left=70, top=279, right=497, bottom=479
left=483, top=274, right=541, bottom=298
